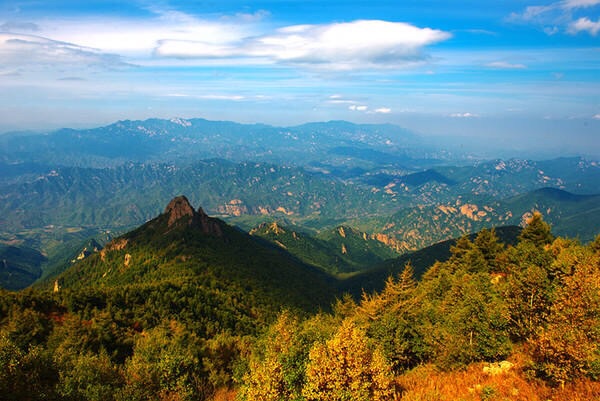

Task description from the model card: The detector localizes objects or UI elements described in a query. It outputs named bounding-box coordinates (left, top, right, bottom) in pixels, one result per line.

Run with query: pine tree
left=519, top=212, right=554, bottom=248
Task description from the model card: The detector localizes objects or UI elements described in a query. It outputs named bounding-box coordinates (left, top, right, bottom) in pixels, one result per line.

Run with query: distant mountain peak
left=163, top=195, right=223, bottom=237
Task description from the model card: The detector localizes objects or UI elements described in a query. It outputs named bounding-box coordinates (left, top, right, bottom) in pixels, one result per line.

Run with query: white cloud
left=449, top=112, right=479, bottom=118
left=155, top=20, right=451, bottom=70
left=328, top=94, right=360, bottom=105
left=2, top=9, right=257, bottom=59
left=518, top=5, right=555, bottom=20
left=329, top=99, right=356, bottom=104
left=374, top=107, right=392, bottom=113
left=510, top=0, right=600, bottom=35
left=1, top=8, right=450, bottom=73
left=568, top=17, right=600, bottom=34
left=562, top=0, right=600, bottom=9
left=54, top=20, right=246, bottom=56
left=349, top=105, right=368, bottom=111
left=593, top=113, right=600, bottom=119
left=515, top=0, right=600, bottom=18
left=165, top=93, right=245, bottom=101
left=544, top=26, right=561, bottom=34
left=486, top=61, right=527, bottom=69
left=0, top=33, right=128, bottom=71
left=198, top=94, right=245, bottom=101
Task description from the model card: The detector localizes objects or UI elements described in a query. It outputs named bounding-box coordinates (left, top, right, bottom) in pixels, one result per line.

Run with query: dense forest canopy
left=1, top=210, right=599, bottom=400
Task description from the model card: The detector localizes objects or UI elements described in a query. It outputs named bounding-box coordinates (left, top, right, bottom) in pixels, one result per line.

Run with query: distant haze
left=1, top=0, right=599, bottom=158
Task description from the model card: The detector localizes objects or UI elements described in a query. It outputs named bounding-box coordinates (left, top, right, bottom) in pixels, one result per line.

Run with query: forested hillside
left=1, top=207, right=599, bottom=400
left=2, top=119, right=599, bottom=292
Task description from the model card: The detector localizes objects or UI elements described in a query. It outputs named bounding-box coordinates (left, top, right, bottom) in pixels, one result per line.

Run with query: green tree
left=120, top=320, right=204, bottom=401
left=519, top=211, right=554, bottom=248
left=57, top=350, right=124, bottom=401
left=502, top=234, right=557, bottom=340
left=202, top=332, right=249, bottom=392
left=473, top=228, right=504, bottom=271
left=356, top=264, right=425, bottom=372
left=448, top=229, right=504, bottom=274
left=4, top=306, right=53, bottom=350
left=0, top=333, right=59, bottom=401
left=426, top=272, right=512, bottom=368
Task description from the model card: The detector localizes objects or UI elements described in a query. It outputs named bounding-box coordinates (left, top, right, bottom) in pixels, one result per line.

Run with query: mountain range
left=0, top=118, right=430, bottom=169
left=1, top=117, right=599, bottom=290
left=49, top=196, right=520, bottom=303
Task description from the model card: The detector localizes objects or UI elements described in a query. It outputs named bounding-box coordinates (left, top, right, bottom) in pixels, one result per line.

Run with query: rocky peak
left=195, top=206, right=223, bottom=237
left=164, top=196, right=223, bottom=237
left=165, top=196, right=195, bottom=227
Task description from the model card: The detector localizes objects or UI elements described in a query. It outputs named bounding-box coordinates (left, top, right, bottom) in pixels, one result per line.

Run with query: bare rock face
left=196, top=207, right=223, bottom=237
left=165, top=196, right=196, bottom=227
left=164, top=196, right=223, bottom=237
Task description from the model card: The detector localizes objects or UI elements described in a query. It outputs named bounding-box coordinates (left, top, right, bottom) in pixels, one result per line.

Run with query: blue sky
left=1, top=0, right=599, bottom=156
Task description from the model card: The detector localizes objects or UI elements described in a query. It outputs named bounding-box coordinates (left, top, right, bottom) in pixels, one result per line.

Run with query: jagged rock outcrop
left=165, top=196, right=196, bottom=227
left=71, top=240, right=103, bottom=264
left=249, top=222, right=286, bottom=236
left=196, top=206, right=224, bottom=237
left=164, top=196, right=223, bottom=237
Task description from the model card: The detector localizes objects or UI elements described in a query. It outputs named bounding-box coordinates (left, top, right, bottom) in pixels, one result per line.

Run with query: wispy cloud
left=374, top=107, right=392, bottom=113
left=563, top=0, right=600, bottom=9
left=509, top=0, right=600, bottom=35
left=347, top=104, right=392, bottom=114
left=593, top=113, right=600, bottom=119
left=449, top=112, right=479, bottom=118
left=0, top=21, right=40, bottom=32
left=328, top=94, right=361, bottom=105
left=57, top=76, right=86, bottom=81
left=485, top=61, right=527, bottom=69
left=0, top=33, right=130, bottom=72
left=164, top=93, right=246, bottom=101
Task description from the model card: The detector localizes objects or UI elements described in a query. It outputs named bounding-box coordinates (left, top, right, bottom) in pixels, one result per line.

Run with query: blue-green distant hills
left=1, top=118, right=599, bottom=290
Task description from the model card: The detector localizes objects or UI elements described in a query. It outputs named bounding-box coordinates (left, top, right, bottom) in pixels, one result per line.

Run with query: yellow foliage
left=238, top=311, right=303, bottom=401
left=356, top=263, right=418, bottom=322
left=303, top=319, right=397, bottom=401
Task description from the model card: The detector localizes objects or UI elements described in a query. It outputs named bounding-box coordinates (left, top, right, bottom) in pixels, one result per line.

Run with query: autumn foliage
left=1, top=215, right=600, bottom=400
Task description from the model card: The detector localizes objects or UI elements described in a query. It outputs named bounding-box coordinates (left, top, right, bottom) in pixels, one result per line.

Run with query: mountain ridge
left=54, top=196, right=338, bottom=318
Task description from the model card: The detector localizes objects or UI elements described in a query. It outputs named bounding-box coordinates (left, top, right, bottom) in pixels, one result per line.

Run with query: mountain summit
left=164, top=195, right=195, bottom=226
left=164, top=195, right=223, bottom=236
left=54, top=195, right=337, bottom=316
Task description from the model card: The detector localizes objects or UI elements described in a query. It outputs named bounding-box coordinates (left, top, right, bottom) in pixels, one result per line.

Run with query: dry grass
left=396, top=355, right=600, bottom=401
left=210, top=388, right=238, bottom=401
left=214, top=350, right=600, bottom=401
